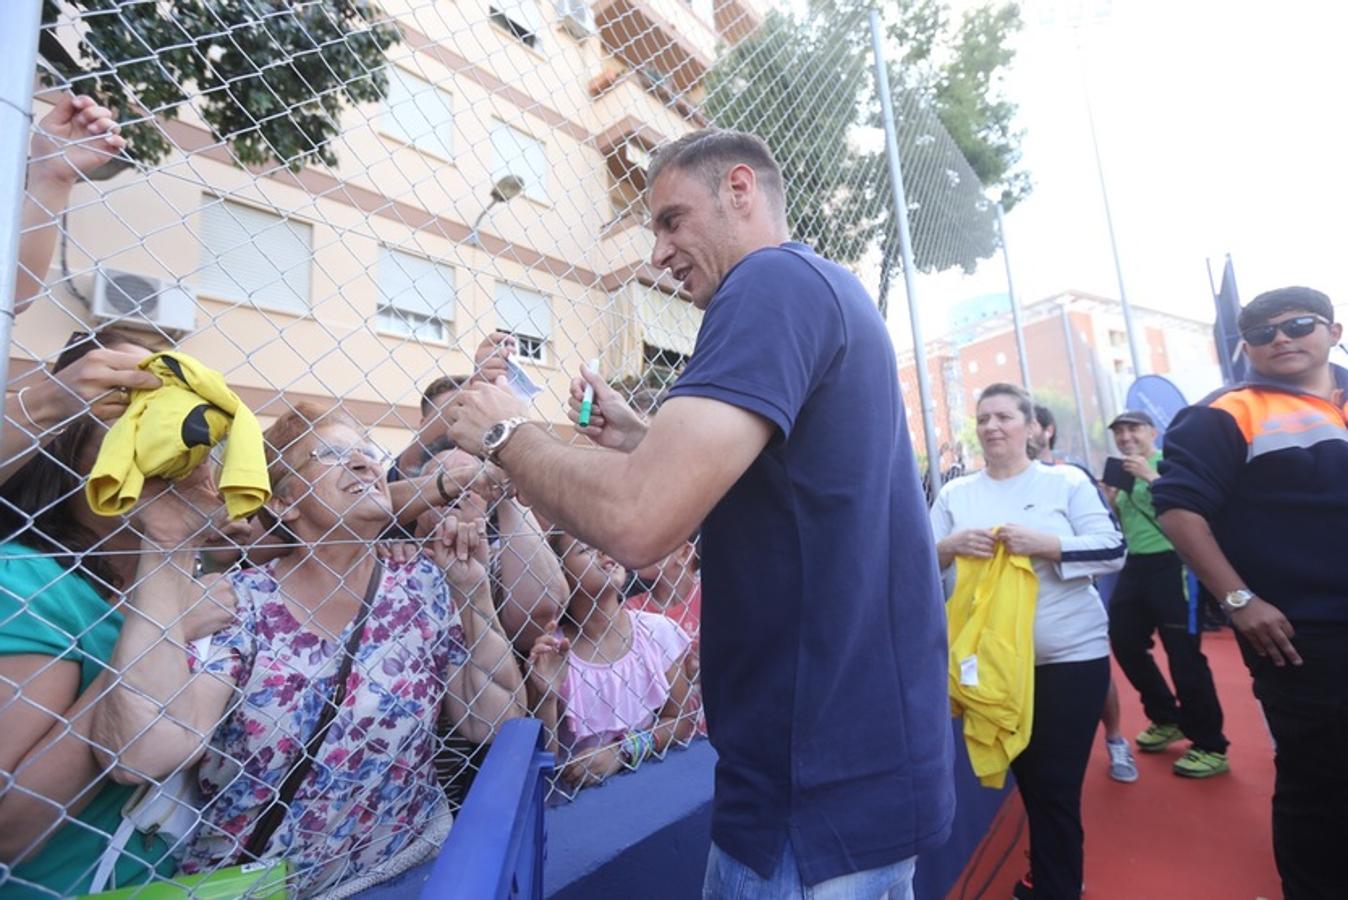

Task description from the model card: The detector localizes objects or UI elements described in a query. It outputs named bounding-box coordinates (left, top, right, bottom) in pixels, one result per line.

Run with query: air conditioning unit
left=91, top=267, right=197, bottom=335
left=557, top=0, right=596, bottom=39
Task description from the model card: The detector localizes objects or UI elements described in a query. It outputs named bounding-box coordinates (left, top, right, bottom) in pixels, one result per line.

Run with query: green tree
left=701, top=9, right=877, bottom=267
left=38, top=0, right=401, bottom=171
left=701, top=1, right=1029, bottom=313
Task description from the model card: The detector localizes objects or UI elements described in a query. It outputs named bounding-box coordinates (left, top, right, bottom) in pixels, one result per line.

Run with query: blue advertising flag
left=1213, top=256, right=1248, bottom=384
left=1125, top=374, right=1188, bottom=449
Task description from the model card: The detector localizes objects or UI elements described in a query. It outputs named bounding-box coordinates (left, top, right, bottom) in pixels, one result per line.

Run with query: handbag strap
left=239, top=560, right=383, bottom=863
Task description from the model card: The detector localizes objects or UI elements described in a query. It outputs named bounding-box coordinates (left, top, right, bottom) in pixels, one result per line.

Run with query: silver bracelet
left=14, top=385, right=66, bottom=439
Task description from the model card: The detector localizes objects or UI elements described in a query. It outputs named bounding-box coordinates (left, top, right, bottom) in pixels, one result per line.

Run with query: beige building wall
left=9, top=0, right=758, bottom=449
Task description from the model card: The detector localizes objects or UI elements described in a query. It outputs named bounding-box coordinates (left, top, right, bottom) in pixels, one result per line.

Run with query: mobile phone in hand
left=1102, top=457, right=1135, bottom=493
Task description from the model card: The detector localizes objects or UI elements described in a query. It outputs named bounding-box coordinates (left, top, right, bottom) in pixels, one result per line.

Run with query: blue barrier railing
left=420, top=718, right=554, bottom=900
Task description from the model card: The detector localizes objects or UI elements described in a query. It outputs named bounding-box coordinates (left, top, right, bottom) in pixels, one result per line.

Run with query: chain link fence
left=0, top=1, right=1006, bottom=896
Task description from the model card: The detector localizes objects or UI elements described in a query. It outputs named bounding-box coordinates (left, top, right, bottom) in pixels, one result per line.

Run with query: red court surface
left=948, top=629, right=1283, bottom=900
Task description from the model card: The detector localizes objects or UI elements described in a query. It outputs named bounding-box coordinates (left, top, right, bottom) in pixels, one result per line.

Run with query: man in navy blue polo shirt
left=443, top=128, right=954, bottom=897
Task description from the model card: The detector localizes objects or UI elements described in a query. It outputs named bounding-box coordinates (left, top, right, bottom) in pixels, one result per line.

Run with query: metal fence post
left=995, top=203, right=1031, bottom=391
left=0, top=0, right=43, bottom=439
left=868, top=8, right=943, bottom=494
left=1084, top=90, right=1143, bottom=379
left=1059, top=301, right=1093, bottom=466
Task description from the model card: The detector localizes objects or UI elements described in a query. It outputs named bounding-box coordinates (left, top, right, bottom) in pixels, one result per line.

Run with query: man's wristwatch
left=482, top=416, right=528, bottom=462
left=1222, top=587, right=1256, bottom=613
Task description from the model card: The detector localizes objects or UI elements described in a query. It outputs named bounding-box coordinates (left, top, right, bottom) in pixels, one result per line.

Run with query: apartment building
left=12, top=0, right=762, bottom=447
left=898, top=290, right=1222, bottom=470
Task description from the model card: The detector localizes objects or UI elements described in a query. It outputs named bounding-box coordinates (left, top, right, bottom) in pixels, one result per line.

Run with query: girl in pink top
left=530, top=534, right=696, bottom=791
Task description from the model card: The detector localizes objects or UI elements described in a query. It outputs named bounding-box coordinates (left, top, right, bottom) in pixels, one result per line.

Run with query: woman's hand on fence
left=468, top=461, right=512, bottom=504
left=376, top=540, right=421, bottom=567
left=526, top=624, right=569, bottom=697
left=28, top=94, right=126, bottom=186
left=567, top=364, right=647, bottom=453
left=432, top=514, right=490, bottom=592
left=560, top=745, right=624, bottom=789
left=36, top=345, right=161, bottom=424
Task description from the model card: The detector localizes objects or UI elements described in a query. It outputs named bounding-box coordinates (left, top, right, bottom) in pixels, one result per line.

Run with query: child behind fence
left=529, top=533, right=695, bottom=791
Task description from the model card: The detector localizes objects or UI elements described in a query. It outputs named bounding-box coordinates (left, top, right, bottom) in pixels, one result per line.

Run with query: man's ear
left=1330, top=321, right=1343, bottom=344
left=724, top=163, right=757, bottom=213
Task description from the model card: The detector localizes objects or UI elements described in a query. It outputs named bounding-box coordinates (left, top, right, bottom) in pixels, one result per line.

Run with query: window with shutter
left=494, top=283, right=552, bottom=362
left=197, top=197, right=312, bottom=313
left=376, top=247, right=455, bottom=342
left=380, top=67, right=454, bottom=159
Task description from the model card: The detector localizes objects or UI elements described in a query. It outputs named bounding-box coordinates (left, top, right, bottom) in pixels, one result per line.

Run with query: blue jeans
left=703, top=841, right=916, bottom=900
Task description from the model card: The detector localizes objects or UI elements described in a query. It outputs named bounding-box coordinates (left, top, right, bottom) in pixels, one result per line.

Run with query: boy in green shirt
left=1106, top=411, right=1229, bottom=777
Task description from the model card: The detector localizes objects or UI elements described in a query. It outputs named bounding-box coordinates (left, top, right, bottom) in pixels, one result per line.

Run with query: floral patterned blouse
left=179, top=557, right=467, bottom=894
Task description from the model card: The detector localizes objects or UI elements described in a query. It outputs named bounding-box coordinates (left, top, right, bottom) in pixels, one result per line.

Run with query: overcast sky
left=886, top=0, right=1348, bottom=349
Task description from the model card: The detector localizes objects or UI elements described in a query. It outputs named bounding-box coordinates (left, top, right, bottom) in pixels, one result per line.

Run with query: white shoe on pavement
left=1107, top=736, right=1139, bottom=783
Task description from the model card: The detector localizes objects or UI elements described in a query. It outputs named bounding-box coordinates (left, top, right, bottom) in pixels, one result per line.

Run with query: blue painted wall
left=541, top=723, right=1009, bottom=899
left=356, top=721, right=1009, bottom=899
left=546, top=739, right=716, bottom=900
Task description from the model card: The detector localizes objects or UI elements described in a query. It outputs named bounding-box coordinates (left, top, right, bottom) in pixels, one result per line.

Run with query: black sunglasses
left=1241, top=314, right=1329, bottom=347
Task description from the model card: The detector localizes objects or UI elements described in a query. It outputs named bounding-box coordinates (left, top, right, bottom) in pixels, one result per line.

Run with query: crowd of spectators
left=5, top=90, right=1344, bottom=900
left=0, top=95, right=706, bottom=897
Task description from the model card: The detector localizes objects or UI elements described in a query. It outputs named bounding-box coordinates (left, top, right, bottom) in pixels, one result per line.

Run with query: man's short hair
left=646, top=128, right=786, bottom=218
left=1033, top=403, right=1057, bottom=450
left=1238, top=286, right=1334, bottom=333
left=421, top=375, right=467, bottom=416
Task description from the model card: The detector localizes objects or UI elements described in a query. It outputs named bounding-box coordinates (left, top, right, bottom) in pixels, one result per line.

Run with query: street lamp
left=467, top=174, right=526, bottom=246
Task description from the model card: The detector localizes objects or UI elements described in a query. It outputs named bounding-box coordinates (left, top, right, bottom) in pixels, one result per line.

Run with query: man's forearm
left=496, top=424, right=651, bottom=563
left=1158, top=509, right=1245, bottom=597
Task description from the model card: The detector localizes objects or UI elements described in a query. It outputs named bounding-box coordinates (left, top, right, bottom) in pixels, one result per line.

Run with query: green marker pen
left=578, top=358, right=600, bottom=427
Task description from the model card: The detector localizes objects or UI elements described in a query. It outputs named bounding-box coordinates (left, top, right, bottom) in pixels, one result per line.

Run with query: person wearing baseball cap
left=1104, top=410, right=1229, bottom=779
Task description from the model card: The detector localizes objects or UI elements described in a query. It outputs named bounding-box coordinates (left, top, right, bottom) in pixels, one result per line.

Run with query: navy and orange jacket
left=1151, top=364, right=1348, bottom=634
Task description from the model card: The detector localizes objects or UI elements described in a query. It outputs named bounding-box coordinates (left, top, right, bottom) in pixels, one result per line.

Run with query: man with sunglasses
left=1152, top=286, right=1348, bottom=898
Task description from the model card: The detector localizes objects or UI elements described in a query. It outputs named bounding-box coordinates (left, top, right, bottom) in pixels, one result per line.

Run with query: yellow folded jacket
left=86, top=352, right=270, bottom=519
left=947, top=543, right=1038, bottom=789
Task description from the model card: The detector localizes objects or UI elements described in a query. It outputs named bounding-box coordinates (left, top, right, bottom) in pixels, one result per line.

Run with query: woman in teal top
left=0, top=330, right=222, bottom=897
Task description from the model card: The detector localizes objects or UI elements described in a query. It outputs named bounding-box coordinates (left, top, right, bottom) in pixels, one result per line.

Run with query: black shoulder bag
left=238, top=561, right=383, bottom=863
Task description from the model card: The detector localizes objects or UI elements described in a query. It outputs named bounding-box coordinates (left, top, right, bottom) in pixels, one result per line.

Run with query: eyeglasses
left=1241, top=315, right=1330, bottom=347
left=309, top=443, right=392, bottom=470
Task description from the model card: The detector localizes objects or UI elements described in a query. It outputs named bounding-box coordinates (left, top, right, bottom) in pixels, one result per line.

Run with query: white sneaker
left=1106, top=736, right=1139, bottom=783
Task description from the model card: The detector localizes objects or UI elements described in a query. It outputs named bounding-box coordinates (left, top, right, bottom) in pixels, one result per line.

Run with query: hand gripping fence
left=0, top=1, right=1014, bottom=896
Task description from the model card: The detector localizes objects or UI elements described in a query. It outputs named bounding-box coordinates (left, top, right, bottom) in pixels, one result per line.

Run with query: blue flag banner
left=1213, top=257, right=1249, bottom=384
left=1125, top=374, right=1188, bottom=448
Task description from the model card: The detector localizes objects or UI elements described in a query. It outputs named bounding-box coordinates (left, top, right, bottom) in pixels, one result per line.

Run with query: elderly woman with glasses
left=90, top=402, right=525, bottom=895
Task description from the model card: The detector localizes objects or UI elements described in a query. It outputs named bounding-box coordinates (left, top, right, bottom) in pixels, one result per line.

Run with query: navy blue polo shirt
left=667, top=242, right=954, bottom=885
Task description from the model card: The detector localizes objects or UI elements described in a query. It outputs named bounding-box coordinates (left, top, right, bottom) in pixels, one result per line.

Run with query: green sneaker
left=1136, top=722, right=1184, bottom=752
left=1173, top=747, right=1230, bottom=778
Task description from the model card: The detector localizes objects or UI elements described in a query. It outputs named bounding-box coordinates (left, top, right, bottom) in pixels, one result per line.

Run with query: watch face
left=483, top=423, right=505, bottom=449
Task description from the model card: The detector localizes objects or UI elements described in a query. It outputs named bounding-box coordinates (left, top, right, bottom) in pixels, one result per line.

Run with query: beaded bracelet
left=620, top=729, right=656, bottom=770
